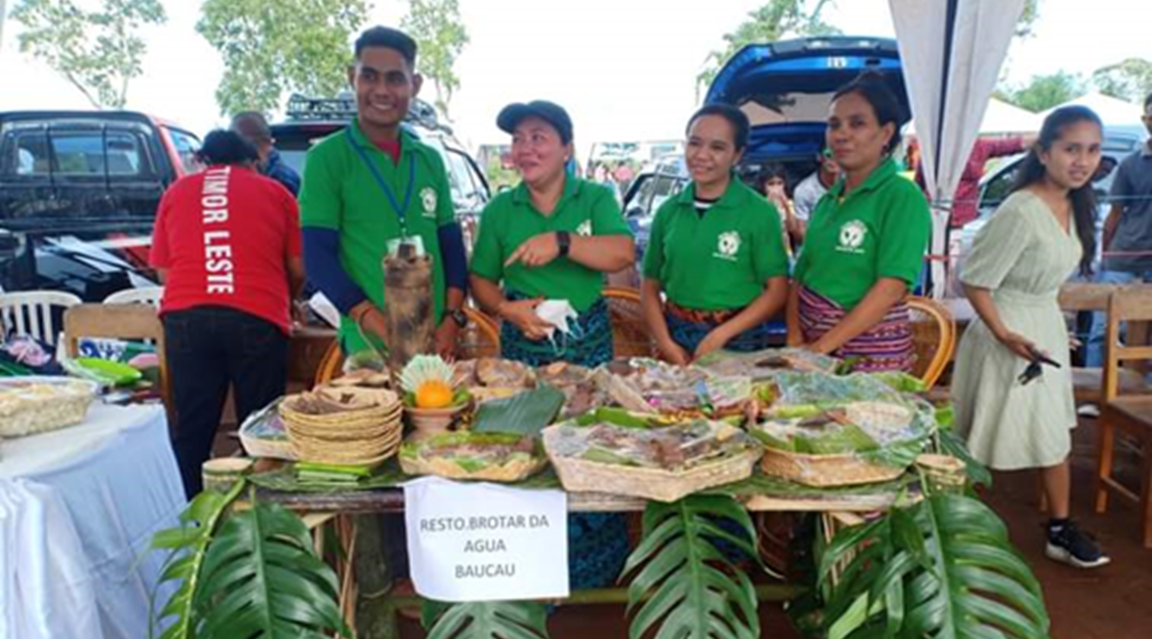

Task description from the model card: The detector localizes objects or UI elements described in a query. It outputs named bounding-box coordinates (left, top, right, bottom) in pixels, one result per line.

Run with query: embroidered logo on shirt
left=714, top=231, right=741, bottom=261
left=837, top=220, right=867, bottom=254
left=421, top=187, right=438, bottom=217
left=575, top=220, right=593, bottom=237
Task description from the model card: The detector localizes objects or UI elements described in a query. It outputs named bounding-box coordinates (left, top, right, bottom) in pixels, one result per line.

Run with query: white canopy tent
left=1041, top=92, right=1148, bottom=140
left=888, top=0, right=1027, bottom=298
left=980, top=98, right=1041, bottom=134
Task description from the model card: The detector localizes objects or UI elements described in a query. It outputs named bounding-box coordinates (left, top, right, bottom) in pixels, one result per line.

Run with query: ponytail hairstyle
left=1010, top=105, right=1102, bottom=276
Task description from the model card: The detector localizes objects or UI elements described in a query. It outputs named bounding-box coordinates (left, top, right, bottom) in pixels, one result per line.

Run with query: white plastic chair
left=103, top=286, right=164, bottom=307
left=0, top=291, right=83, bottom=347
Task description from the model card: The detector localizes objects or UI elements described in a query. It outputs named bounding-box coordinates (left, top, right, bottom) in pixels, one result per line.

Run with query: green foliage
left=196, top=0, right=369, bottom=116
left=623, top=495, right=761, bottom=639
left=11, top=0, right=166, bottom=108
left=149, top=482, right=349, bottom=639
left=696, top=0, right=840, bottom=95
left=421, top=599, right=550, bottom=639
left=819, top=494, right=1050, bottom=639
left=996, top=70, right=1086, bottom=113
left=1015, top=0, right=1042, bottom=38
left=401, top=0, right=469, bottom=119
left=1093, top=58, right=1152, bottom=104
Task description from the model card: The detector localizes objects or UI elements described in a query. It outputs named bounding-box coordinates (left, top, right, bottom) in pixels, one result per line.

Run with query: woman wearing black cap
left=469, top=100, right=635, bottom=593
left=470, top=100, right=635, bottom=367
left=150, top=129, right=305, bottom=496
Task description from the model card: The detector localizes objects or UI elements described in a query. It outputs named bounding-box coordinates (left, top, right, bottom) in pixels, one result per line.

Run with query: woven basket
left=279, top=391, right=404, bottom=466
left=239, top=432, right=296, bottom=460
left=0, top=378, right=97, bottom=438
left=543, top=439, right=761, bottom=502
left=399, top=454, right=547, bottom=483
left=915, top=453, right=967, bottom=495
left=759, top=447, right=905, bottom=487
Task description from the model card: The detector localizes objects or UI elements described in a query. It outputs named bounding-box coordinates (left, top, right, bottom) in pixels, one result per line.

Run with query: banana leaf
left=421, top=599, right=550, bottom=639
left=623, top=495, right=761, bottom=639
left=149, top=481, right=245, bottom=639
left=818, top=493, right=1050, bottom=639
left=194, top=501, right=350, bottom=639
left=472, top=384, right=565, bottom=436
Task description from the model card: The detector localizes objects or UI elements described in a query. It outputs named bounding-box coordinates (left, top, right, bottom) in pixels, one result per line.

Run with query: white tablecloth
left=0, top=404, right=186, bottom=639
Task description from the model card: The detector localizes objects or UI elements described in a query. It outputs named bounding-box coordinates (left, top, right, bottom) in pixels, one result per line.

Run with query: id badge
left=387, top=235, right=425, bottom=257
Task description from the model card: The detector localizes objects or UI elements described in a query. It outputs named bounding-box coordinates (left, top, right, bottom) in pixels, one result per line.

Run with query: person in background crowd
left=791, top=144, right=840, bottom=242
left=613, top=161, right=635, bottom=193
left=916, top=132, right=1036, bottom=228
left=953, top=106, right=1109, bottom=569
left=641, top=104, right=790, bottom=364
left=150, top=130, right=304, bottom=497
left=299, top=26, right=469, bottom=360
left=760, top=163, right=798, bottom=249
left=788, top=72, right=931, bottom=372
left=231, top=111, right=302, bottom=196
left=1086, top=91, right=1152, bottom=368
left=469, top=100, right=635, bottom=593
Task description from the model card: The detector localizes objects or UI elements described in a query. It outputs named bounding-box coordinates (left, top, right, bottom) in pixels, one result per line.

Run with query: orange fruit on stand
left=415, top=380, right=454, bottom=409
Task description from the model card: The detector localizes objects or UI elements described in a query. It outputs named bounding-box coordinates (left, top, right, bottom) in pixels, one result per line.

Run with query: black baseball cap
left=496, top=100, right=573, bottom=145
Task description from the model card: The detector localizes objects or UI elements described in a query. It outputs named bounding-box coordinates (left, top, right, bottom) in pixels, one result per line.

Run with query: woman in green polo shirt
left=640, top=104, right=790, bottom=365
left=788, top=73, right=931, bottom=372
left=470, top=100, right=635, bottom=367
left=469, top=101, right=636, bottom=594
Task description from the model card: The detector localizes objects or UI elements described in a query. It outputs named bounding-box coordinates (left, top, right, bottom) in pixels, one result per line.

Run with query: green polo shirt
left=793, top=158, right=930, bottom=311
left=299, top=122, right=454, bottom=353
left=470, top=177, right=632, bottom=312
left=641, top=178, right=788, bottom=311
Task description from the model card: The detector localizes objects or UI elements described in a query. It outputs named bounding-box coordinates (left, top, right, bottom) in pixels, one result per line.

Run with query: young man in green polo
left=300, top=26, right=468, bottom=358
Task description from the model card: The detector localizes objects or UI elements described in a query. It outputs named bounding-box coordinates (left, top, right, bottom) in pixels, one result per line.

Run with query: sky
left=0, top=0, right=1147, bottom=157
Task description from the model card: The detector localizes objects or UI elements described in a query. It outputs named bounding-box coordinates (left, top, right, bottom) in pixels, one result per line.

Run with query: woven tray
left=759, top=447, right=905, bottom=487
left=544, top=445, right=761, bottom=502
left=399, top=454, right=547, bottom=483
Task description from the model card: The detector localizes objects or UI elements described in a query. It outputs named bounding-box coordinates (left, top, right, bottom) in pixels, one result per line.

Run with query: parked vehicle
left=0, top=110, right=201, bottom=299
left=270, top=94, right=490, bottom=245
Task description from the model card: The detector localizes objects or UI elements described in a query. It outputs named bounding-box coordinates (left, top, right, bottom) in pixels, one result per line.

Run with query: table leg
left=354, top=514, right=400, bottom=639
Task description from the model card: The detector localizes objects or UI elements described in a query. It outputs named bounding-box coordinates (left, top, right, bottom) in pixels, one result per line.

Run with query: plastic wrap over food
left=239, top=398, right=297, bottom=460
left=696, top=348, right=841, bottom=379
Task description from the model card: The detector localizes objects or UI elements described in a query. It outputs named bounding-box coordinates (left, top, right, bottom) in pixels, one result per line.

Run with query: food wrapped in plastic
left=542, top=415, right=762, bottom=501
left=239, top=398, right=296, bottom=460
left=752, top=373, right=937, bottom=486
left=0, top=377, right=97, bottom=437
left=696, top=348, right=841, bottom=379
left=399, top=431, right=547, bottom=482
left=536, top=362, right=608, bottom=418
left=602, top=358, right=750, bottom=419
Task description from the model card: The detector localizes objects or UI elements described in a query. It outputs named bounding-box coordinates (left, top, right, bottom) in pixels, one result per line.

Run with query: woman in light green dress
left=953, top=106, right=1108, bottom=569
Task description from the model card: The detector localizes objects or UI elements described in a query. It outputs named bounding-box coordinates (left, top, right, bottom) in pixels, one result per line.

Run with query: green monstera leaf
left=192, top=501, right=350, bottom=639
left=421, top=600, right=550, bottom=639
left=820, top=493, right=1050, bottom=639
left=622, top=494, right=761, bottom=639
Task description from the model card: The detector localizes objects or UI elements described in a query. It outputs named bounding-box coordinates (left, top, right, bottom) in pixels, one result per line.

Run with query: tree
left=996, top=71, right=1084, bottom=113
left=11, top=0, right=166, bottom=109
left=696, top=0, right=840, bottom=96
left=1093, top=58, right=1152, bottom=104
left=401, top=0, right=469, bottom=120
left=197, top=0, right=369, bottom=116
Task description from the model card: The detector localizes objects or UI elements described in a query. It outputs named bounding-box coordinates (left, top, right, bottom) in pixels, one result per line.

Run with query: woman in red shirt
left=150, top=130, right=304, bottom=496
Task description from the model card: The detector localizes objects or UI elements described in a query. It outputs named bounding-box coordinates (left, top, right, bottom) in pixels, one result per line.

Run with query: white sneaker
left=1077, top=404, right=1100, bottom=418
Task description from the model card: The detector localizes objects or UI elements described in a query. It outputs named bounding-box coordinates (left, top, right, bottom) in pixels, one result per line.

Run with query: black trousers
left=164, top=306, right=288, bottom=497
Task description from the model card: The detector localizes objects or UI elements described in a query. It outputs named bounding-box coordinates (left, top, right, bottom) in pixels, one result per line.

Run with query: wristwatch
left=556, top=230, right=572, bottom=258
left=449, top=308, right=468, bottom=328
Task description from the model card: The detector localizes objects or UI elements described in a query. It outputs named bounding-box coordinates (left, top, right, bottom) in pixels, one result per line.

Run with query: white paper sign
left=403, top=477, right=569, bottom=602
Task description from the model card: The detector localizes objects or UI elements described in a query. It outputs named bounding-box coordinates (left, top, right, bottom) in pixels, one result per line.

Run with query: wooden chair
left=63, top=303, right=173, bottom=422
left=104, top=286, right=164, bottom=307
left=906, top=296, right=956, bottom=390
left=1058, top=282, right=1148, bottom=404
left=1095, top=287, right=1152, bottom=547
left=312, top=307, right=501, bottom=386
left=0, top=290, right=83, bottom=347
left=603, top=286, right=657, bottom=358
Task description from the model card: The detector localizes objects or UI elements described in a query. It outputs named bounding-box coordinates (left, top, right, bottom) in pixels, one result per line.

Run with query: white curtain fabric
left=0, top=405, right=185, bottom=639
left=888, top=0, right=1026, bottom=297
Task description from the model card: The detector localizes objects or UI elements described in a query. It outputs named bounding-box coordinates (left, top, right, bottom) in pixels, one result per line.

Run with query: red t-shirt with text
left=150, top=164, right=301, bottom=334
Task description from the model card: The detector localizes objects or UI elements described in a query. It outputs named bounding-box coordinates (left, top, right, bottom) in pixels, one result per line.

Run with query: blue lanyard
left=346, top=129, right=416, bottom=235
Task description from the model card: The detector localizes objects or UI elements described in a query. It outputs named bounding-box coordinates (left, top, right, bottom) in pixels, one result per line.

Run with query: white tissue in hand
left=534, top=300, right=579, bottom=338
